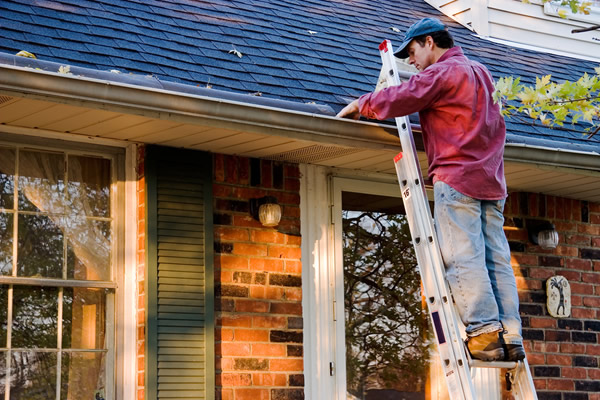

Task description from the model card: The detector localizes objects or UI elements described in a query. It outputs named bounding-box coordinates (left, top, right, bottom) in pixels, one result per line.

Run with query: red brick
left=534, top=342, right=559, bottom=353
left=213, top=183, right=234, bottom=197
left=252, top=316, right=287, bottom=328
left=219, top=373, right=252, bottom=386
left=571, top=307, right=595, bottom=319
left=219, top=343, right=251, bottom=357
left=219, top=357, right=234, bottom=371
left=571, top=282, right=594, bottom=295
left=528, top=268, right=556, bottom=280
left=283, top=205, right=300, bottom=218
left=216, top=226, right=250, bottom=241
left=591, top=214, right=600, bottom=224
left=252, top=343, right=287, bottom=357
left=220, top=316, right=253, bottom=327
left=235, top=299, right=270, bottom=313
left=533, top=379, right=547, bottom=390
left=588, top=368, right=600, bottom=380
left=571, top=295, right=582, bottom=306
left=235, top=388, right=269, bottom=400
left=284, top=288, right=302, bottom=301
left=249, top=286, right=267, bottom=299
left=555, top=245, right=578, bottom=257
left=546, top=354, right=572, bottom=366
left=219, top=328, right=235, bottom=342
left=285, top=260, right=302, bottom=274
left=270, top=302, right=302, bottom=315
left=233, top=243, right=268, bottom=257
left=279, top=192, right=300, bottom=205
left=284, top=165, right=301, bottom=178
left=252, top=372, right=287, bottom=386
left=555, top=221, right=577, bottom=232
left=566, top=234, right=591, bottom=246
left=251, top=230, right=287, bottom=244
left=270, top=358, right=304, bottom=372
left=561, top=343, right=585, bottom=353
left=268, top=245, right=302, bottom=259
left=220, top=388, right=234, bottom=400
left=582, top=272, right=600, bottom=284
left=511, top=254, right=538, bottom=267
left=218, top=255, right=249, bottom=270
left=584, top=297, right=600, bottom=307
left=530, top=317, right=557, bottom=329
left=587, top=345, right=600, bottom=356
left=233, top=215, right=263, bottom=228
left=555, top=269, right=581, bottom=281
left=261, top=160, right=273, bottom=188
left=527, top=353, right=546, bottom=365
left=265, top=287, right=285, bottom=300
left=561, top=367, right=587, bottom=379
left=546, top=379, right=573, bottom=391
left=284, top=178, right=300, bottom=192
left=234, top=329, right=270, bottom=342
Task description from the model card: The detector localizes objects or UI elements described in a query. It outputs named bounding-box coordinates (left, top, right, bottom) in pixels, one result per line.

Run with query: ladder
left=378, top=39, right=538, bottom=400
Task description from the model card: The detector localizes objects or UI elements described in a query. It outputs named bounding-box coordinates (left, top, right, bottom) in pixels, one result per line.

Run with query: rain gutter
left=0, top=55, right=598, bottom=172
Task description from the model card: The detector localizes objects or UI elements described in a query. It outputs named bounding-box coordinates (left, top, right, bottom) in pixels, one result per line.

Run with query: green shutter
left=146, top=146, right=214, bottom=400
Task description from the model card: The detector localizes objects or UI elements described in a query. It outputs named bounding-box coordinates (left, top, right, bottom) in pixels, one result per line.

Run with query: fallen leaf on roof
left=110, top=69, right=121, bottom=74
left=58, top=65, right=71, bottom=74
left=229, top=47, right=243, bottom=58
left=390, top=27, right=401, bottom=33
left=16, top=50, right=36, bottom=59
left=250, top=91, right=262, bottom=96
left=308, top=30, right=317, bottom=35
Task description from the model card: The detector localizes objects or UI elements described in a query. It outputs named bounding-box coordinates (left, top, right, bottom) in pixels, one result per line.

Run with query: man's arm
left=336, top=99, right=360, bottom=119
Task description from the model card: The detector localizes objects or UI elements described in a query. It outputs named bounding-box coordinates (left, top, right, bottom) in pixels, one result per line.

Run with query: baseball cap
left=394, top=17, right=447, bottom=59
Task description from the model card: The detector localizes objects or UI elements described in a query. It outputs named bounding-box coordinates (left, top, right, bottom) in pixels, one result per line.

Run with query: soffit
left=1, top=94, right=599, bottom=202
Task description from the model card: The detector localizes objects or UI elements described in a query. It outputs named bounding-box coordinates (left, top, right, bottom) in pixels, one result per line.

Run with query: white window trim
left=301, top=165, right=403, bottom=400
left=0, top=131, right=137, bottom=400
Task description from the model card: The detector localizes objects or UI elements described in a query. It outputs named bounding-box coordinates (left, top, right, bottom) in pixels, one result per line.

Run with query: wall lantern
left=250, top=196, right=281, bottom=227
left=526, top=219, right=559, bottom=249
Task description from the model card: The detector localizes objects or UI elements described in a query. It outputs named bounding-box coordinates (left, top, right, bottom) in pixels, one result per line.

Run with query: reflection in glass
left=343, top=210, right=429, bottom=399
left=0, top=147, right=15, bottom=209
left=0, top=213, right=13, bottom=275
left=68, top=155, right=111, bottom=218
left=61, top=352, right=106, bottom=400
left=67, top=220, right=111, bottom=281
left=18, top=150, right=65, bottom=212
left=17, top=214, right=63, bottom=278
left=12, top=286, right=58, bottom=348
left=62, top=288, right=106, bottom=350
left=9, top=351, right=57, bottom=400
left=0, top=286, right=6, bottom=347
left=0, top=351, right=5, bottom=397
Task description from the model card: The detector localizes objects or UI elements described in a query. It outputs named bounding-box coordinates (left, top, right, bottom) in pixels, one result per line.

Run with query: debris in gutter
left=110, top=69, right=122, bottom=74
left=58, top=65, right=71, bottom=74
left=16, top=50, right=36, bottom=58
left=250, top=91, right=262, bottom=96
left=229, top=46, right=243, bottom=58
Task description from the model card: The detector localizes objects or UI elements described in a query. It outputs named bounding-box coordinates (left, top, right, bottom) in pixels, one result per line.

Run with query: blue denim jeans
left=433, top=181, right=522, bottom=345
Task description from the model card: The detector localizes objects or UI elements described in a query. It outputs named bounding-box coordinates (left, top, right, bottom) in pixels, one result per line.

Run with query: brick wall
left=136, top=145, right=146, bottom=400
left=503, top=192, right=600, bottom=400
left=213, top=154, right=304, bottom=400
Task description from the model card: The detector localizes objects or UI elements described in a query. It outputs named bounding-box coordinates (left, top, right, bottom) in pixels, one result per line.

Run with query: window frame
left=0, top=133, right=132, bottom=400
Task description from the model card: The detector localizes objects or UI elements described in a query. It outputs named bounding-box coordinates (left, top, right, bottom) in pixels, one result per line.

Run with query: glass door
left=332, top=178, right=432, bottom=400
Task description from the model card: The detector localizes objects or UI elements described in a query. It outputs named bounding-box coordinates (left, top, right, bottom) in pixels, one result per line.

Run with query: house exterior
left=425, top=0, right=600, bottom=61
left=0, top=1, right=599, bottom=400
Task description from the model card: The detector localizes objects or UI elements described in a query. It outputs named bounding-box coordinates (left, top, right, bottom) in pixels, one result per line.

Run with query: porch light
left=250, top=196, right=282, bottom=227
left=527, top=219, right=559, bottom=249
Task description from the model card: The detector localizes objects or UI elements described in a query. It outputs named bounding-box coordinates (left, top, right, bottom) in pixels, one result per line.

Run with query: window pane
left=67, top=220, right=111, bottom=281
left=17, top=214, right=63, bottom=278
left=0, top=147, right=15, bottom=209
left=18, top=150, right=65, bottom=213
left=0, top=286, right=6, bottom=347
left=9, top=351, right=57, bottom=399
left=68, top=155, right=111, bottom=218
left=61, top=352, right=106, bottom=400
left=343, top=197, right=430, bottom=399
left=62, top=288, right=106, bottom=350
left=0, top=213, right=12, bottom=275
left=12, top=287, right=58, bottom=348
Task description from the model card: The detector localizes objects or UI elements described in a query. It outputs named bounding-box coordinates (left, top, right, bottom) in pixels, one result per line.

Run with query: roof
left=0, top=0, right=598, bottom=152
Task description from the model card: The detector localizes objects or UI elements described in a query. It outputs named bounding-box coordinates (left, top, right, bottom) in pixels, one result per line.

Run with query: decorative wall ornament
left=546, top=275, right=571, bottom=318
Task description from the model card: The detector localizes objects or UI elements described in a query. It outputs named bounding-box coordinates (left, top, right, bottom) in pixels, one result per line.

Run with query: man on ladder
left=337, top=17, right=526, bottom=363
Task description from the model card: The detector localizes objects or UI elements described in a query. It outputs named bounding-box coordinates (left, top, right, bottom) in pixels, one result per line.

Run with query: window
left=543, top=0, right=600, bottom=23
left=0, top=144, right=117, bottom=400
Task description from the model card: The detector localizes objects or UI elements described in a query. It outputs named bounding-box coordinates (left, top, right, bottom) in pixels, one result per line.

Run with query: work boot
left=505, top=344, right=526, bottom=361
left=466, top=331, right=505, bottom=361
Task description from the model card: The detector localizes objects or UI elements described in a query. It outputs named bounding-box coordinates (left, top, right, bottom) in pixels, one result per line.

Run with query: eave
left=1, top=61, right=599, bottom=202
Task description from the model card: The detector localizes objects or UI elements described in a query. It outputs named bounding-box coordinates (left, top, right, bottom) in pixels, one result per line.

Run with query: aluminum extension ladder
left=378, top=39, right=538, bottom=400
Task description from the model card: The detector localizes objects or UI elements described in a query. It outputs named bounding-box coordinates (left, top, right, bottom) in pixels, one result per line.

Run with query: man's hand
left=336, top=99, right=360, bottom=120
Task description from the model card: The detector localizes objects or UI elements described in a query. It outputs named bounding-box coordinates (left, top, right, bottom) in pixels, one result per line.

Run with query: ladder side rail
left=380, top=39, right=476, bottom=400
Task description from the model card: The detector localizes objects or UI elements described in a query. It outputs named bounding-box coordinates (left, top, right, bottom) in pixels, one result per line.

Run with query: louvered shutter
left=146, top=146, right=214, bottom=400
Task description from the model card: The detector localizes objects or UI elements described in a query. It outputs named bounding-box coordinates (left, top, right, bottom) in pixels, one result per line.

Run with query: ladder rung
left=469, top=360, right=518, bottom=369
